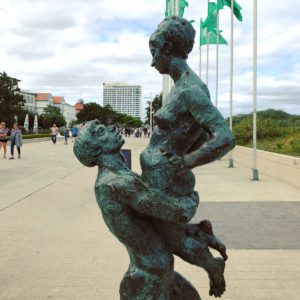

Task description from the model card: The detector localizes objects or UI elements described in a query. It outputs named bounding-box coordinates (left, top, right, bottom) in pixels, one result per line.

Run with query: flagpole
left=228, top=0, right=234, bottom=168
left=150, top=92, right=153, bottom=136
left=199, top=18, right=202, bottom=79
left=215, top=11, right=220, bottom=107
left=206, top=32, right=210, bottom=85
left=206, top=0, right=210, bottom=86
left=171, top=0, right=179, bottom=90
left=170, top=0, right=179, bottom=91
left=162, top=75, right=170, bottom=105
left=252, top=0, right=259, bottom=180
left=163, top=0, right=172, bottom=105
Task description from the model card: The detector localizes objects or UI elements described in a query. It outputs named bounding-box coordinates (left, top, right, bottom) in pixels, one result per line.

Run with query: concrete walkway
left=0, top=137, right=299, bottom=299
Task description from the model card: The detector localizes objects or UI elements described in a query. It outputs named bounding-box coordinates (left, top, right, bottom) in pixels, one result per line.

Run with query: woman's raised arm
left=183, top=88, right=235, bottom=169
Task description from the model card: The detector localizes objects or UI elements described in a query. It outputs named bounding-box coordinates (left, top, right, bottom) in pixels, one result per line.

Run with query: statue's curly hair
left=73, top=121, right=102, bottom=167
left=150, top=16, right=195, bottom=59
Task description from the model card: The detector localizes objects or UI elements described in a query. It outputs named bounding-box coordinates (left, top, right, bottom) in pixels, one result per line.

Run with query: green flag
left=165, top=0, right=189, bottom=17
left=178, top=0, right=189, bottom=17
left=217, top=0, right=243, bottom=21
left=203, top=2, right=217, bottom=32
left=165, top=0, right=170, bottom=17
left=200, top=21, right=228, bottom=46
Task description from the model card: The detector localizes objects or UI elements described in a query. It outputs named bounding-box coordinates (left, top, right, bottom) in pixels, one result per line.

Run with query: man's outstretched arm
left=107, top=175, right=198, bottom=224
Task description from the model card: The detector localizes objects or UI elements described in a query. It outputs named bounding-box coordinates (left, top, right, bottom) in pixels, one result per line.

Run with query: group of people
left=0, top=122, right=23, bottom=159
left=0, top=122, right=80, bottom=161
left=49, top=124, right=78, bottom=145
left=123, top=127, right=151, bottom=138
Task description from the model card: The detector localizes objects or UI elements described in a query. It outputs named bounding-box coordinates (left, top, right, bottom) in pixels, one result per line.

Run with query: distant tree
left=232, top=109, right=300, bottom=128
left=77, top=102, right=143, bottom=127
left=69, top=119, right=78, bottom=127
left=16, top=111, right=35, bottom=130
left=0, top=71, right=26, bottom=127
left=28, top=111, right=35, bottom=129
left=41, top=105, right=66, bottom=128
left=233, top=117, right=281, bottom=144
left=145, top=93, right=162, bottom=125
left=76, top=102, right=103, bottom=123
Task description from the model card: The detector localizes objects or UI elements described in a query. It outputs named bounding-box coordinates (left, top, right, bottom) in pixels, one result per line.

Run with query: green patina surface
left=74, top=16, right=235, bottom=300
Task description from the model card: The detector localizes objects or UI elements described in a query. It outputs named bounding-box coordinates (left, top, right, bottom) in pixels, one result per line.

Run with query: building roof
left=35, top=93, right=52, bottom=101
left=19, top=89, right=35, bottom=96
left=53, top=96, right=63, bottom=104
left=64, top=102, right=75, bottom=108
left=74, top=102, right=84, bottom=110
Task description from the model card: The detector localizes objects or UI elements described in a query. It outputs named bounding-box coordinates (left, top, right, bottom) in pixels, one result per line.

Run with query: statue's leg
left=120, top=267, right=174, bottom=300
left=108, top=211, right=174, bottom=299
left=175, top=236, right=225, bottom=298
left=186, top=221, right=228, bottom=261
left=158, top=222, right=226, bottom=298
left=171, top=272, right=201, bottom=300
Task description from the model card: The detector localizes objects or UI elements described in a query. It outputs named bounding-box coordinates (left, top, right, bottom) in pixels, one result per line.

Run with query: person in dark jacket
left=9, top=122, right=22, bottom=159
left=64, top=127, right=70, bottom=145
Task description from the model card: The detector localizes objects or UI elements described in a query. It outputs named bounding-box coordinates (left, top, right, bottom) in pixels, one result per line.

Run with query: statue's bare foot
left=208, top=257, right=226, bottom=298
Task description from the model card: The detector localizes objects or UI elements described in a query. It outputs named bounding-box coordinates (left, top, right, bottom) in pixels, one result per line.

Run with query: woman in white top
left=50, top=123, right=59, bottom=144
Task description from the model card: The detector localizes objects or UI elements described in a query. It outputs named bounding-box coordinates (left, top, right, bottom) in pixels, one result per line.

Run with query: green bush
left=233, top=118, right=281, bottom=144
left=22, top=133, right=51, bottom=139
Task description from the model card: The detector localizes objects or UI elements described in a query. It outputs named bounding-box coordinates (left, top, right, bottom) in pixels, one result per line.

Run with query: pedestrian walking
left=143, top=127, right=148, bottom=138
left=71, top=127, right=78, bottom=143
left=50, top=124, right=59, bottom=144
left=9, top=122, right=22, bottom=159
left=0, top=122, right=9, bottom=158
left=72, top=126, right=78, bottom=138
left=64, top=127, right=70, bottom=145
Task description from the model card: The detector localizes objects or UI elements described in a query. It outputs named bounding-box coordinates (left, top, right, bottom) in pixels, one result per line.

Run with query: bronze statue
left=74, top=16, right=235, bottom=300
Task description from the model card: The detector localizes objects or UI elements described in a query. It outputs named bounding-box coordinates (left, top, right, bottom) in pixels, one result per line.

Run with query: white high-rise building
left=103, top=82, right=141, bottom=119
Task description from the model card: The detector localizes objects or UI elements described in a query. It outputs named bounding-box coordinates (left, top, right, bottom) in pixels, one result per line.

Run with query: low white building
left=19, top=89, right=36, bottom=113
left=35, top=93, right=53, bottom=115
left=53, top=96, right=76, bottom=125
left=63, top=102, right=77, bottom=125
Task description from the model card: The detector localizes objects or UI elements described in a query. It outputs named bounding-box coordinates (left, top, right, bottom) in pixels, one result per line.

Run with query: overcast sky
left=1, top=0, right=299, bottom=119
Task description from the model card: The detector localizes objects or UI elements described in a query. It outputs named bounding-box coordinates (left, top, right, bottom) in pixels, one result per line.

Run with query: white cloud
left=0, top=0, right=299, bottom=120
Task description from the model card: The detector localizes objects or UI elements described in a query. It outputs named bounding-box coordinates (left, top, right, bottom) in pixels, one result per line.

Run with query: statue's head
left=149, top=16, right=195, bottom=74
left=73, top=120, right=124, bottom=167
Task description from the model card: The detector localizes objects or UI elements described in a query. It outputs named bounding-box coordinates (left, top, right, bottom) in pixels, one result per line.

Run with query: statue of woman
left=140, top=15, right=235, bottom=297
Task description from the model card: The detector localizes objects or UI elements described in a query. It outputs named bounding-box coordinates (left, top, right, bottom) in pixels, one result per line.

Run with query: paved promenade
left=0, top=137, right=299, bottom=299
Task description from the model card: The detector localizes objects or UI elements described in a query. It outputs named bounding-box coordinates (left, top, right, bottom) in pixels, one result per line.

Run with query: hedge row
left=22, top=133, right=51, bottom=139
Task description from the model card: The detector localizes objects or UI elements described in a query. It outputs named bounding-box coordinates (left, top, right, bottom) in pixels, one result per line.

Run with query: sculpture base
left=120, top=268, right=201, bottom=300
